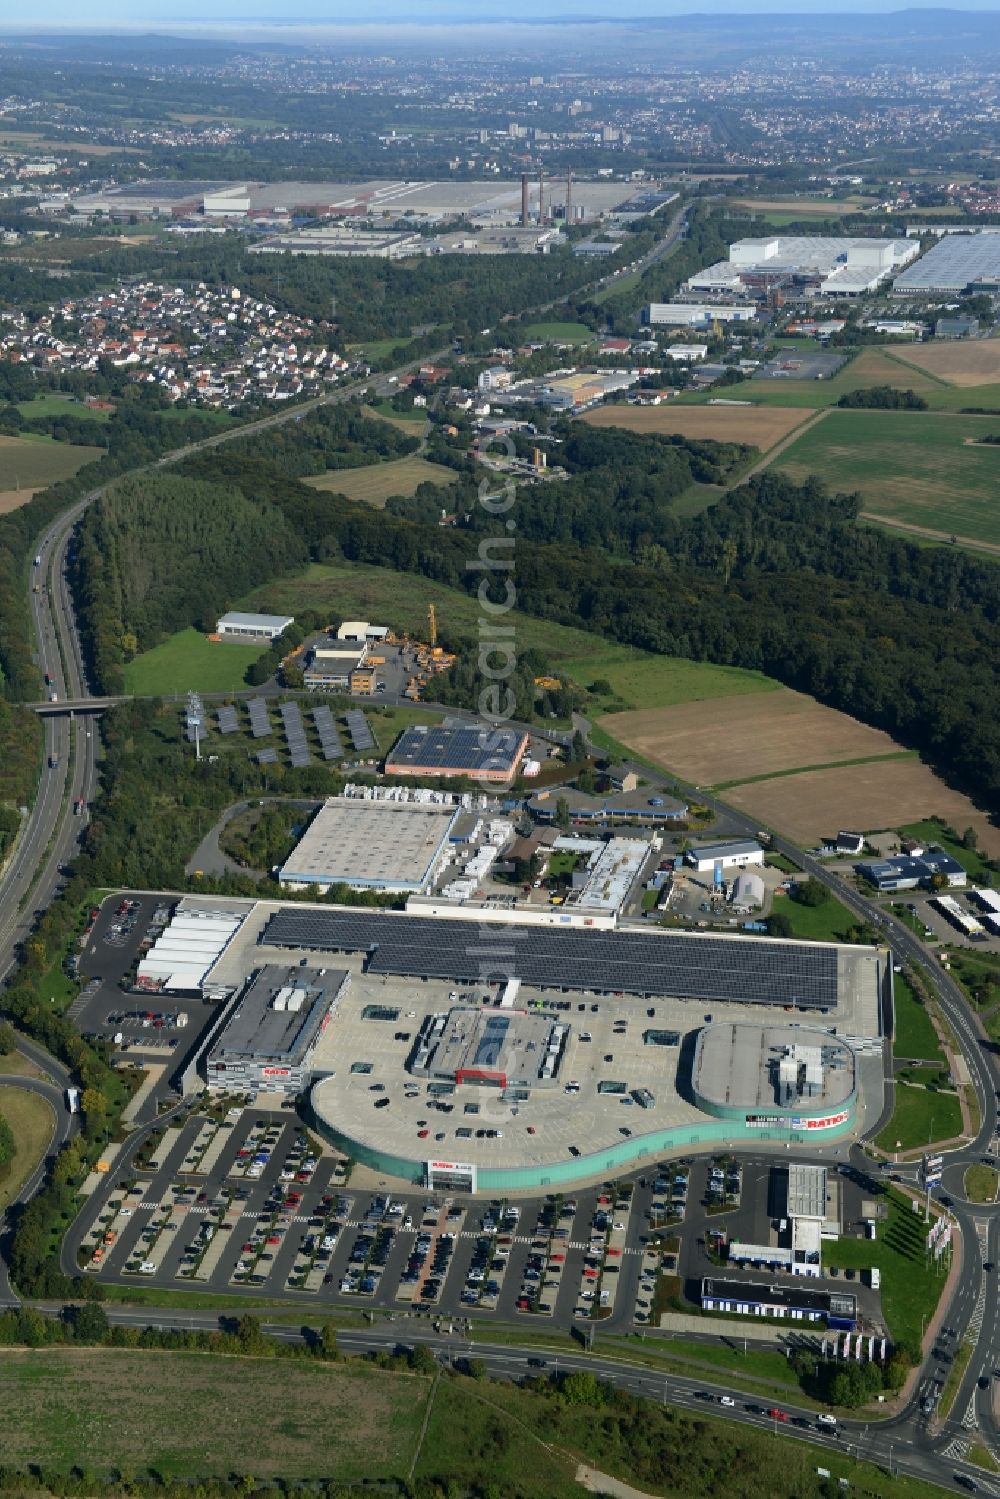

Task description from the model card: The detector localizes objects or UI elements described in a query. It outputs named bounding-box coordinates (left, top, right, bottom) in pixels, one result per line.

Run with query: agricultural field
left=0, top=434, right=103, bottom=512
left=242, top=560, right=779, bottom=711
left=361, top=400, right=427, bottom=431
left=893, top=338, right=1000, bottom=386
left=303, top=454, right=458, bottom=507
left=724, top=759, right=1000, bottom=858
left=674, top=347, right=1000, bottom=412
left=607, top=687, right=903, bottom=786
left=123, top=628, right=264, bottom=697
left=583, top=402, right=808, bottom=451
left=15, top=393, right=112, bottom=422
left=522, top=319, right=595, bottom=344
left=0, top=1085, right=55, bottom=1213
left=0, top=1350, right=427, bottom=1481
left=732, top=196, right=873, bottom=216
left=769, top=408, right=1000, bottom=547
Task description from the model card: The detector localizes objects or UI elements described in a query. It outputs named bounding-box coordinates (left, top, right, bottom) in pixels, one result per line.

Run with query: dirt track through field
left=739, top=407, right=829, bottom=480
left=861, top=511, right=1000, bottom=556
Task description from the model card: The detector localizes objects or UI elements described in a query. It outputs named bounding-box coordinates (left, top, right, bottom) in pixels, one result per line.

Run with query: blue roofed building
left=855, top=847, right=967, bottom=892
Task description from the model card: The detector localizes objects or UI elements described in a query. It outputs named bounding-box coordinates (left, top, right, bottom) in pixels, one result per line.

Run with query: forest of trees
left=68, top=415, right=1000, bottom=819
left=71, top=474, right=307, bottom=690
left=837, top=385, right=928, bottom=409
left=223, top=399, right=418, bottom=479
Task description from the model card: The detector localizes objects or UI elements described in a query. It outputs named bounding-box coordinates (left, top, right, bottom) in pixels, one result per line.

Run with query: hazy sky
left=5, top=0, right=1000, bottom=27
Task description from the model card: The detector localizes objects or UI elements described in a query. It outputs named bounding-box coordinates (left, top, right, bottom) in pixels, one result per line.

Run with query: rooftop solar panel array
left=257, top=747, right=278, bottom=765
left=280, top=702, right=311, bottom=768
left=387, top=721, right=524, bottom=775
left=260, top=909, right=839, bottom=1010
left=312, top=705, right=343, bottom=762
left=248, top=698, right=272, bottom=739
left=217, top=705, right=239, bottom=735
left=346, top=709, right=374, bottom=753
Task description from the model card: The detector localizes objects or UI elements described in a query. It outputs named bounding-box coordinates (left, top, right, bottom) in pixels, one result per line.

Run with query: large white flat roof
left=279, top=796, right=458, bottom=891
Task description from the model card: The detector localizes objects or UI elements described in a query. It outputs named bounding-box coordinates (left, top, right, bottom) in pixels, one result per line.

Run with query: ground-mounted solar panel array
left=257, top=747, right=278, bottom=765
left=217, top=705, right=239, bottom=735
left=248, top=698, right=272, bottom=739
left=260, top=909, right=839, bottom=1010
left=280, top=702, right=311, bottom=768
left=312, top=705, right=343, bottom=762
left=345, top=709, right=374, bottom=753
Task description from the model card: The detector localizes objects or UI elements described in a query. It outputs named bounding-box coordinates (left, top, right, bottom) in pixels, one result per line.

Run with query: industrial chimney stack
left=565, top=170, right=573, bottom=224
left=538, top=167, right=546, bottom=225
left=520, top=172, right=530, bottom=228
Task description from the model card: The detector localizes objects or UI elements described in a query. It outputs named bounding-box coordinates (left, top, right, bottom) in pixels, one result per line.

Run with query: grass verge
left=0, top=1085, right=56, bottom=1211
left=823, top=1189, right=950, bottom=1350
left=938, top=1337, right=974, bottom=1422
left=875, top=1080, right=963, bottom=1154
left=964, top=1164, right=998, bottom=1204
left=892, top=974, right=946, bottom=1064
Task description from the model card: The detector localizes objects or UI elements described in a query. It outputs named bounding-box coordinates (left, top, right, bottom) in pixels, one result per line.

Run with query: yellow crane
left=428, top=602, right=437, bottom=648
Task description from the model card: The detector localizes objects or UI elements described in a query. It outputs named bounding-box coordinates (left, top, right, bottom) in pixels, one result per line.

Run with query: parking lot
left=69, top=894, right=219, bottom=1101
left=70, top=1101, right=684, bottom=1323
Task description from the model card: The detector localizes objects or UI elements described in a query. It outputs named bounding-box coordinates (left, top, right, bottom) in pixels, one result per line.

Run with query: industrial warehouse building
left=385, top=720, right=530, bottom=783
left=686, top=839, right=764, bottom=874
left=277, top=795, right=459, bottom=892
left=892, top=233, right=1000, bottom=293
left=644, top=302, right=756, bottom=327
left=216, top=611, right=293, bottom=642
left=303, top=640, right=368, bottom=690
left=728, top=1163, right=833, bottom=1277
left=136, top=901, right=247, bottom=995
left=205, top=963, right=348, bottom=1094
left=685, top=235, right=919, bottom=298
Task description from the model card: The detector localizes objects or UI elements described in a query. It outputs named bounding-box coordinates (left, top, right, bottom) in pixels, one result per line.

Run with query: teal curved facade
left=306, top=1093, right=859, bottom=1195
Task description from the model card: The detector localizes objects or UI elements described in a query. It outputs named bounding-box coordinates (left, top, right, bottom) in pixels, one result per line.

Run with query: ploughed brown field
left=581, top=402, right=808, bottom=449
left=605, top=688, right=899, bottom=784
left=0, top=487, right=42, bottom=513
left=892, top=340, right=1000, bottom=386
left=724, top=760, right=1000, bottom=858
